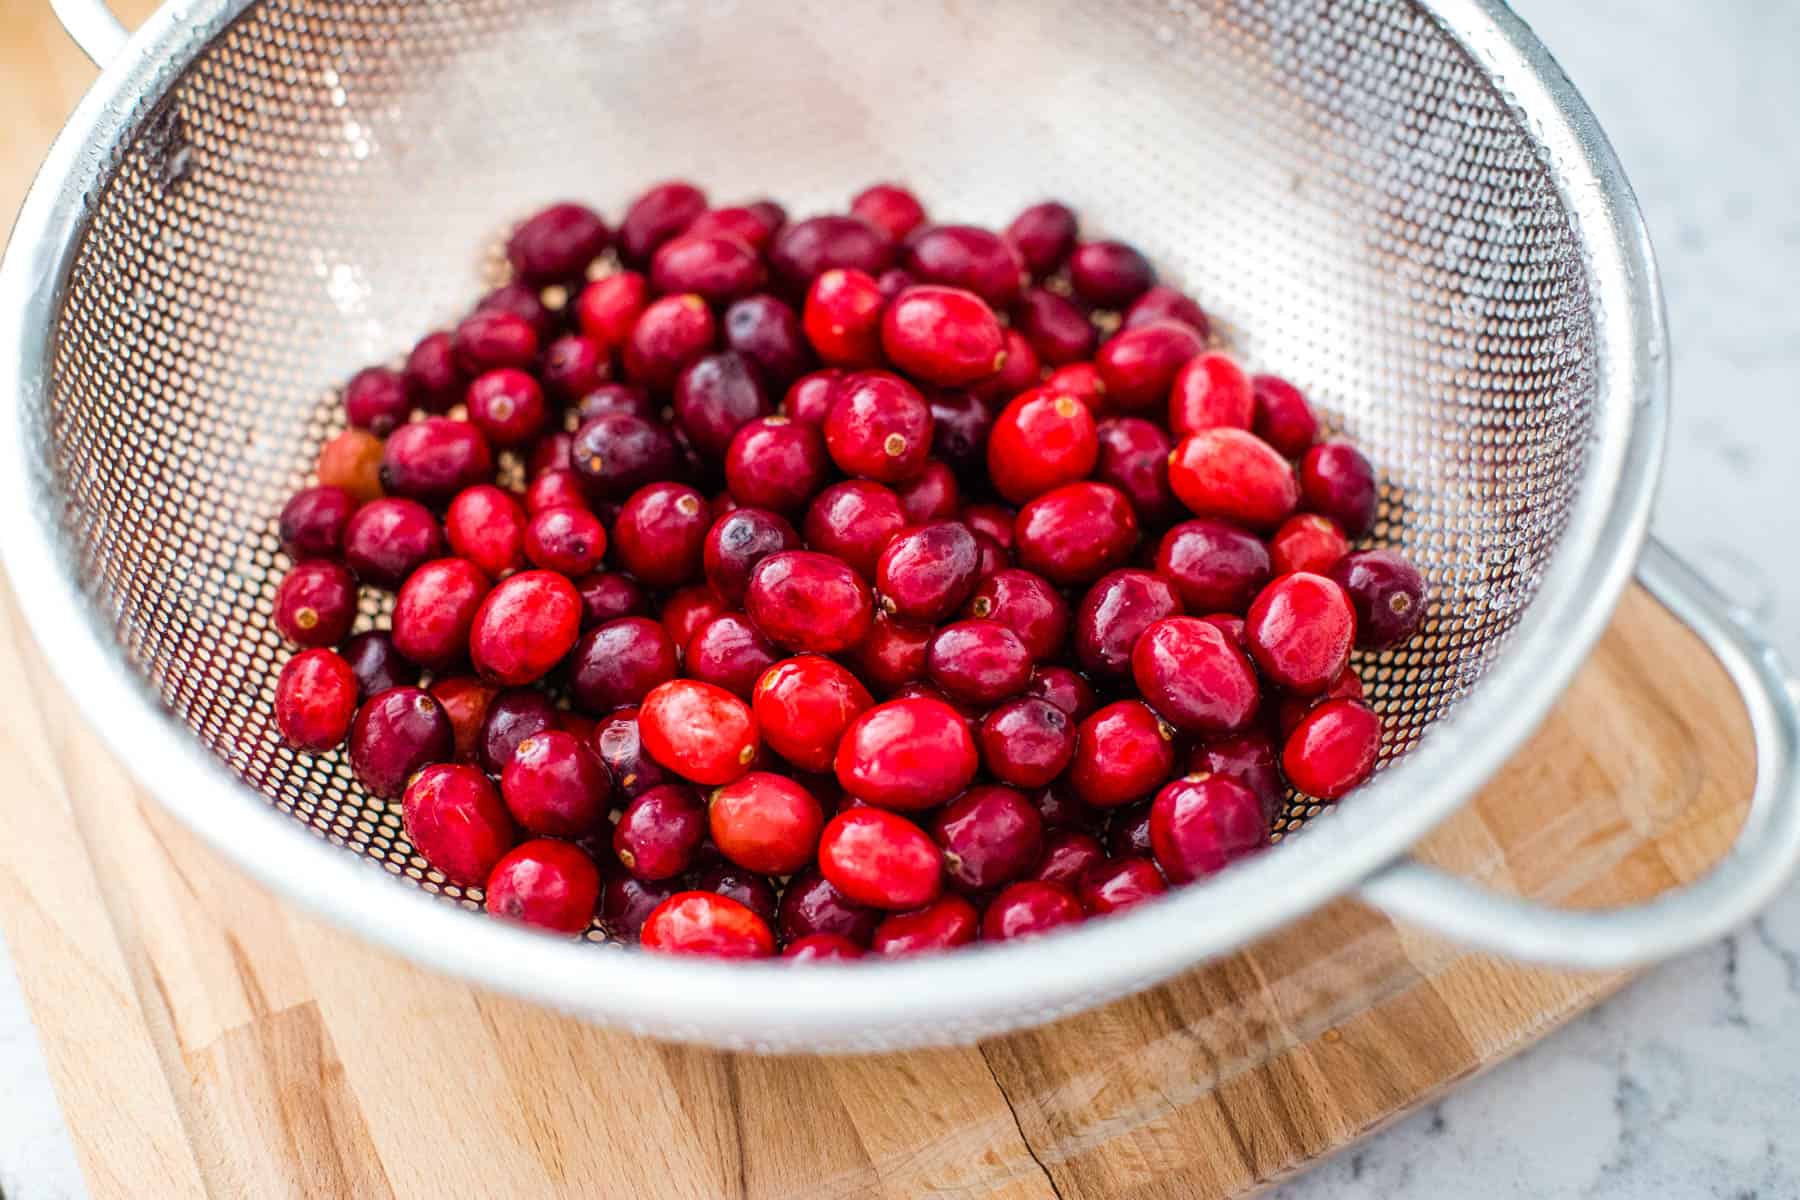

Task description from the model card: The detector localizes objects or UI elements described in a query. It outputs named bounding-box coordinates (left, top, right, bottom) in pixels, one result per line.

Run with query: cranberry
left=723, top=294, right=811, bottom=388
left=823, top=370, right=933, bottom=484
left=495, top=729, right=607, bottom=838
left=689, top=205, right=780, bottom=251
left=568, top=616, right=678, bottom=713
left=593, top=707, right=673, bottom=801
left=1299, top=443, right=1377, bottom=536
left=752, top=654, right=873, bottom=773
left=661, top=584, right=727, bottom=649
left=402, top=332, right=466, bottom=415
left=315, top=430, right=383, bottom=505
left=673, top=352, right=769, bottom=459
left=881, top=285, right=1006, bottom=386
left=430, top=675, right=497, bottom=762
left=868, top=523, right=974, bottom=623
left=846, top=613, right=932, bottom=693
left=1070, top=700, right=1174, bottom=808
left=651, top=234, right=763, bottom=304
left=803, top=480, right=907, bottom=579
left=473, top=284, right=552, bottom=342
left=607, top=483, right=703, bottom=587
left=1074, top=568, right=1183, bottom=678
left=617, top=180, right=706, bottom=266
left=724, top=416, right=830, bottom=514
left=977, top=703, right=1072, bottom=795
left=973, top=329, right=1040, bottom=404
left=468, top=570, right=580, bottom=686
left=398, top=762, right=513, bottom=885
left=784, top=933, right=866, bottom=961
left=576, top=382, right=658, bottom=424
left=803, top=268, right=886, bottom=367
left=888, top=462, right=958, bottom=529
left=1091, top=417, right=1177, bottom=527
left=1169, top=351, right=1253, bottom=436
left=452, top=309, right=538, bottom=374
left=1032, top=830, right=1105, bottom=888
left=1044, top=362, right=1108, bottom=414
left=1024, top=665, right=1097, bottom=721
left=1078, top=856, right=1168, bottom=915
left=624, top=294, right=715, bottom=389
left=541, top=334, right=609, bottom=403
left=1283, top=699, right=1382, bottom=800
left=1275, top=669, right=1366, bottom=738
left=486, top=840, right=600, bottom=934
left=273, top=560, right=356, bottom=647
left=1150, top=773, right=1266, bottom=883
left=1132, top=615, right=1262, bottom=734
left=685, top=614, right=778, bottom=699
left=575, top=272, right=650, bottom=352
left=926, top=620, right=1032, bottom=706
left=850, top=183, right=927, bottom=241
left=390, top=558, right=487, bottom=668
left=567, top=574, right=641, bottom=632
left=475, top=687, right=558, bottom=774
left=1005, top=202, right=1078, bottom=277
left=1244, top=573, right=1355, bottom=694
left=965, top=569, right=1067, bottom=661
left=1168, top=429, right=1299, bottom=530
left=700, top=507, right=800, bottom=604
left=507, top=201, right=609, bottom=284
left=746, top=550, right=875, bottom=653
left=982, top=881, right=1084, bottom=941
left=781, top=368, right=843, bottom=427
left=768, top=215, right=895, bottom=298
left=351, top=687, right=453, bottom=799
left=520, top=505, right=604, bottom=577
left=638, top=680, right=758, bottom=786
left=1330, top=549, right=1427, bottom=650
left=278, top=485, right=355, bottom=562
left=871, top=895, right=979, bottom=956
left=1096, top=320, right=1205, bottom=411
left=274, top=648, right=357, bottom=751
left=1014, top=482, right=1139, bottom=586
left=876, top=268, right=916, bottom=300
left=613, top=784, right=707, bottom=880
left=986, top=388, right=1099, bottom=504
left=1068, top=240, right=1155, bottom=308
left=834, top=697, right=978, bottom=811
left=818, top=808, right=942, bottom=911
left=1108, top=801, right=1154, bottom=858
left=687, top=858, right=780, bottom=928
left=901, top=225, right=1024, bottom=309
left=707, top=771, right=824, bottom=875
left=343, top=366, right=411, bottom=435
left=960, top=503, right=1016, bottom=550
left=931, top=785, right=1042, bottom=892
left=1152, top=519, right=1267, bottom=614
left=570, top=412, right=681, bottom=503
left=518, top=472, right=580, bottom=521
left=342, top=498, right=442, bottom=588
left=778, top=870, right=880, bottom=946
left=1267, top=514, right=1347, bottom=578
left=641, top=892, right=774, bottom=958
left=600, top=873, right=682, bottom=940
left=1252, top=374, right=1319, bottom=458
left=1123, top=285, right=1211, bottom=339
left=442, top=485, right=524, bottom=577
left=342, top=630, right=417, bottom=696
left=1014, top=288, right=1097, bottom=366
left=1190, top=731, right=1285, bottom=823
left=380, top=417, right=495, bottom=506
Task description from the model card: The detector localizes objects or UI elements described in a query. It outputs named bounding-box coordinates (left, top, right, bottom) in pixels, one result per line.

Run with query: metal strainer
left=4, top=0, right=1798, bottom=1051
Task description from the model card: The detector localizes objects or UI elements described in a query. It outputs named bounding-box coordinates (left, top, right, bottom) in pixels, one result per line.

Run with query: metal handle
left=1358, top=537, right=1800, bottom=968
left=51, top=0, right=130, bottom=68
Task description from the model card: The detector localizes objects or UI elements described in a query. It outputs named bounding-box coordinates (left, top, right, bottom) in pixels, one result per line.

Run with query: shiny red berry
left=981, top=881, right=1084, bottom=941
left=568, top=617, right=678, bottom=713
left=344, top=366, right=411, bottom=435
left=430, top=675, right=497, bottom=763
left=784, top=933, right=866, bottom=961
left=613, top=784, right=708, bottom=880
left=1032, top=830, right=1106, bottom=888
left=1191, top=731, right=1286, bottom=823
left=466, top=368, right=547, bottom=448
left=818, top=807, right=942, bottom=911
left=380, top=417, right=495, bottom=505
left=593, top=707, right=674, bottom=803
left=1095, top=320, right=1205, bottom=411
left=1149, top=773, right=1267, bottom=884
left=803, top=268, right=886, bottom=367
left=1299, top=443, right=1378, bottom=536
left=1014, top=482, right=1139, bottom=586
left=1123, top=285, right=1210, bottom=339
left=902, top=225, right=1024, bottom=309
left=599, top=873, right=682, bottom=941
left=274, top=560, right=357, bottom=647
left=1023, top=665, right=1098, bottom=722
left=684, top=613, right=776, bottom=699
left=802, top=480, right=906, bottom=579
left=1252, top=374, right=1319, bottom=458
left=768, top=215, right=896, bottom=298
left=486, top=840, right=601, bottom=935
left=618, top=180, right=707, bottom=266
left=613, top=482, right=709, bottom=587
left=932, top=785, right=1043, bottom=892
left=850, top=183, right=927, bottom=241
left=575, top=271, right=650, bottom=352
left=651, top=234, right=764, bottom=304
left=709, top=771, right=825, bottom=875
left=965, top=569, right=1068, bottom=661
left=871, top=895, right=978, bottom=956
left=1070, top=700, right=1175, bottom=809
left=987, top=388, right=1099, bottom=504
left=625, top=294, right=715, bottom=389
left=673, top=351, right=769, bottom=460
left=746, top=550, right=876, bottom=653
left=1245, top=573, right=1356, bottom=694
left=274, top=649, right=358, bottom=752
left=403, top=763, right=514, bottom=886
left=1169, top=351, right=1253, bottom=436
left=1078, top=856, right=1168, bottom=915
left=402, top=332, right=465, bottom=415
left=1132, top=615, right=1261, bottom=734
left=1269, top=514, right=1349, bottom=577
left=724, top=416, right=830, bottom=514
left=702, top=507, right=801, bottom=604
left=1154, top=518, right=1271, bottom=613
left=1282, top=699, right=1382, bottom=800
left=278, top=484, right=356, bottom=562
left=445, top=485, right=527, bottom=578
left=1005, top=201, right=1078, bottom=277
left=570, top=412, right=681, bottom=503
left=638, top=679, right=759, bottom=786
left=723, top=294, right=811, bottom=388
left=525, top=505, right=607, bottom=577
left=972, top=328, right=1040, bottom=405
left=781, top=369, right=844, bottom=427
left=1093, top=417, right=1178, bottom=527
left=751, top=655, right=873, bottom=773
left=1169, top=428, right=1299, bottom=530
left=778, top=870, right=880, bottom=946
left=452, top=309, right=538, bottom=375
left=392, top=557, right=489, bottom=669
left=507, top=201, right=609, bottom=284
left=875, top=520, right=982, bottom=622
left=661, top=583, right=728, bottom=650
left=343, top=497, right=445, bottom=588
left=927, top=620, right=1033, bottom=707
left=1068, top=240, right=1154, bottom=308
left=1075, top=568, right=1184, bottom=678
left=501, top=729, right=610, bottom=837
left=846, top=613, right=933, bottom=694
left=881, top=285, right=1006, bottom=386
left=1329, top=549, right=1428, bottom=650
left=641, top=892, right=774, bottom=958
left=835, top=697, right=979, bottom=811
left=468, top=570, right=581, bottom=686
left=1014, top=287, right=1097, bottom=366
left=823, top=370, right=933, bottom=484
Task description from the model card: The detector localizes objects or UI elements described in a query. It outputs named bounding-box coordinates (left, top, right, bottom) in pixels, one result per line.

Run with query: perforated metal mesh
left=45, top=0, right=1592, bottom=913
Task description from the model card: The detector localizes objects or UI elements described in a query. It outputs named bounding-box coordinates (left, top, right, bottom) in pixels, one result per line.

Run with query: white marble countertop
left=1, top=2, right=1796, bottom=1197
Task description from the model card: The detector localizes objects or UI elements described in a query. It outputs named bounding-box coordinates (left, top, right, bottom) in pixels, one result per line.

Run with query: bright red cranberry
left=746, top=550, right=875, bottom=653
left=661, top=583, right=727, bottom=650
left=966, top=569, right=1068, bottom=661
left=575, top=272, right=650, bottom=352
left=1074, top=568, right=1184, bottom=678
left=783, top=932, right=865, bottom=961
left=1132, top=615, right=1262, bottom=734
left=612, top=784, right=707, bottom=880
left=850, top=183, right=927, bottom=241
left=823, top=370, right=933, bottom=484
left=1068, top=240, right=1155, bottom=308
left=972, top=328, right=1040, bottom=405
left=1014, top=482, right=1139, bottom=586
left=724, top=416, right=830, bottom=513
left=567, top=616, right=678, bottom=713
left=343, top=366, right=410, bottom=435
left=1005, top=201, right=1078, bottom=277
left=688, top=205, right=780, bottom=251
left=1150, top=773, right=1266, bottom=883
left=278, top=485, right=356, bottom=562
left=685, top=614, right=778, bottom=699
left=723, top=294, right=811, bottom=388
left=818, top=808, right=942, bottom=911
left=986, top=388, right=1099, bottom=504
left=638, top=680, right=758, bottom=786
left=1265, top=514, right=1345, bottom=578
left=1109, top=801, right=1154, bottom=858
left=617, top=180, right=706, bottom=266
left=1078, top=856, right=1168, bottom=915
left=1032, top=829, right=1105, bottom=888
left=880, top=285, right=1005, bottom=386
left=274, top=648, right=357, bottom=751
left=402, top=331, right=465, bottom=415
left=982, top=881, right=1083, bottom=941
left=486, top=840, right=600, bottom=934
left=803, top=268, right=885, bottom=367
left=400, top=762, right=513, bottom=885
left=672, top=351, right=768, bottom=459
left=1330, top=549, right=1427, bottom=650
left=869, top=521, right=975, bottom=622
left=624, top=294, right=715, bottom=389
left=1244, top=573, right=1355, bottom=694
left=707, top=771, right=824, bottom=876
left=444, top=485, right=525, bottom=577
left=803, top=480, right=906, bottom=579
left=871, top=895, right=978, bottom=956
left=507, top=201, right=609, bottom=284
left=901, top=225, right=1024, bottom=309
left=641, top=892, right=774, bottom=958
left=927, top=620, right=1033, bottom=706
left=1169, top=351, right=1253, bottom=436
left=768, top=215, right=895, bottom=298
left=1044, top=363, right=1108, bottom=416
left=1154, top=518, right=1269, bottom=613
left=847, top=613, right=932, bottom=693
left=474, top=282, right=553, bottom=340
left=778, top=870, right=880, bottom=946
left=608, top=482, right=705, bottom=587
left=351, top=687, right=452, bottom=799
left=752, top=655, right=873, bottom=772
left=1285, top=699, right=1382, bottom=801
left=1252, top=374, right=1319, bottom=458
left=1091, top=416, right=1178, bottom=527
left=895, top=460, right=961, bottom=526
left=781, top=368, right=843, bottom=427
left=1299, top=443, right=1377, bottom=536
left=1096, top=320, right=1205, bottom=411
left=1014, top=288, right=1097, bottom=366
left=1123, top=285, right=1210, bottom=339
left=599, top=873, right=681, bottom=940
left=960, top=503, right=1016, bottom=550
left=496, top=730, right=608, bottom=838
left=1168, top=428, right=1299, bottom=530
left=391, top=557, right=488, bottom=669
left=273, top=560, right=356, bottom=647
left=576, top=382, right=657, bottom=424
left=1070, top=700, right=1175, bottom=808
left=520, top=504, right=603, bottom=577
left=343, top=497, right=443, bottom=588
left=570, top=412, right=681, bottom=503
left=574, top=571, right=648, bottom=628
left=468, top=569, right=580, bottom=685
left=541, top=334, right=609, bottom=403
left=430, top=675, right=496, bottom=762
left=651, top=234, right=764, bottom=304
left=702, top=508, right=801, bottom=604
left=593, top=707, right=673, bottom=802
left=452, top=309, right=538, bottom=374
left=834, top=697, right=978, bottom=811
left=1024, top=665, right=1097, bottom=722
left=473, top=687, right=556, bottom=774
left=932, top=785, right=1043, bottom=892
left=380, top=417, right=494, bottom=505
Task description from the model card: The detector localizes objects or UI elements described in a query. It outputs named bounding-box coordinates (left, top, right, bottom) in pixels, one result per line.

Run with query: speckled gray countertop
left=1, top=1, right=1796, bottom=1197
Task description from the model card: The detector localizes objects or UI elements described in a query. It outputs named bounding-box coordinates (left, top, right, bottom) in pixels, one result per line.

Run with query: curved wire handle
left=51, top=0, right=129, bottom=67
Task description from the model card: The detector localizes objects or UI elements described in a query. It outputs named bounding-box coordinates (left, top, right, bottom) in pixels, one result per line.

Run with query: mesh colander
left=4, top=0, right=1798, bottom=1051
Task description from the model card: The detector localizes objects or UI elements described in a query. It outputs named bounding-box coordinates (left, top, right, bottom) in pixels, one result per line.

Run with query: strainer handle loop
left=1358, top=538, right=1800, bottom=969
left=50, top=0, right=129, bottom=68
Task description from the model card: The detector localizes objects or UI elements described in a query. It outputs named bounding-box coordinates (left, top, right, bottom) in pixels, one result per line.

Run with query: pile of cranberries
left=270, top=180, right=1428, bottom=961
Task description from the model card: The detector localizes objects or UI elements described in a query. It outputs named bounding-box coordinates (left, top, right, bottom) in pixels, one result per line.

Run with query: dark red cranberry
left=1005, top=201, right=1078, bottom=277
left=476, top=282, right=554, bottom=339
left=768, top=215, right=896, bottom=297
left=575, top=272, right=650, bottom=352
left=876, top=267, right=916, bottom=300
left=846, top=613, right=932, bottom=693
left=600, top=873, right=682, bottom=940
left=351, top=686, right=453, bottom=799
left=507, top=201, right=609, bottom=284
left=702, top=507, right=801, bottom=604
left=570, top=412, right=680, bottom=502
left=471, top=687, right=555, bottom=774
left=1030, top=781, right=1106, bottom=836
left=687, top=205, right=780, bottom=252
left=1191, top=730, right=1285, bottom=823
left=982, top=881, right=1083, bottom=941
left=624, top=294, right=715, bottom=389
left=1073, top=568, right=1182, bottom=678
left=978, top=322, right=1045, bottom=398
left=572, top=571, right=647, bottom=629
left=1078, top=856, right=1167, bottom=915
left=960, top=503, right=1016, bottom=549
left=452, top=310, right=539, bottom=377
left=874, top=521, right=980, bottom=622
left=1032, top=829, right=1105, bottom=887
left=444, top=484, right=525, bottom=577
left=901, top=225, right=1024, bottom=309
left=592, top=707, right=672, bottom=801
left=1154, top=518, right=1269, bottom=613
left=273, top=560, right=356, bottom=647
left=1070, top=700, right=1174, bottom=808
left=402, top=331, right=465, bottom=414
left=1123, top=285, right=1210, bottom=339
left=743, top=199, right=788, bottom=235
left=380, top=417, right=495, bottom=506
left=823, top=370, right=933, bottom=484
left=568, top=617, right=679, bottom=714
left=927, top=620, right=1032, bottom=706
left=1108, top=800, right=1154, bottom=858
left=641, top=892, right=774, bottom=957
left=343, top=497, right=443, bottom=588
left=1168, top=429, right=1298, bottom=530
left=1096, top=320, right=1205, bottom=411
left=1024, top=665, right=1097, bottom=721
left=778, top=869, right=880, bottom=946
left=1133, top=615, right=1261, bottom=734
left=723, top=294, right=811, bottom=388
left=746, top=550, right=875, bottom=653
left=687, top=857, right=780, bottom=928
left=274, top=648, right=357, bottom=751
left=522, top=505, right=604, bottom=577
left=977, top=697, right=1075, bottom=789
left=724, top=416, right=830, bottom=514
left=1014, top=288, right=1096, bottom=366
left=1299, top=443, right=1377, bottom=536
left=752, top=654, right=873, bottom=772
left=540, top=334, right=609, bottom=403
left=430, top=675, right=497, bottom=762
left=279, top=485, right=356, bottom=561
left=1252, top=374, right=1319, bottom=458
left=965, top=568, right=1067, bottom=660
left=1092, top=416, right=1178, bottom=527
left=708, top=771, right=825, bottom=875
left=613, top=783, right=706, bottom=880
left=850, top=183, right=927, bottom=241
left=609, top=482, right=705, bottom=587
left=1245, top=573, right=1355, bottom=694
left=803, top=480, right=907, bottom=580
left=661, top=584, right=727, bottom=649
left=881, top=285, right=1005, bottom=386
left=1330, top=549, right=1427, bottom=650
left=1014, top=482, right=1139, bottom=586
left=672, top=351, right=769, bottom=460
left=401, top=762, right=513, bottom=884
left=803, top=268, right=885, bottom=367
left=1150, top=773, right=1267, bottom=883
left=834, top=697, right=978, bottom=811
left=1068, top=240, right=1155, bottom=308
left=780, top=368, right=844, bottom=427
left=391, top=557, right=488, bottom=669
left=987, top=388, right=1099, bottom=504
left=818, top=808, right=942, bottom=911
left=1169, top=351, right=1253, bottom=436
left=893, top=460, right=961, bottom=527
left=343, top=366, right=411, bottom=435
left=871, top=896, right=978, bottom=956
left=576, top=382, right=658, bottom=424
left=1044, top=362, right=1108, bottom=414
left=638, top=679, right=759, bottom=786
left=486, top=840, right=600, bottom=934
left=932, top=785, right=1043, bottom=892
left=342, top=630, right=417, bottom=697
left=685, top=614, right=778, bottom=700
left=618, top=180, right=707, bottom=266
left=501, top=729, right=610, bottom=837
left=651, top=234, right=764, bottom=304
left=468, top=569, right=581, bottom=686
